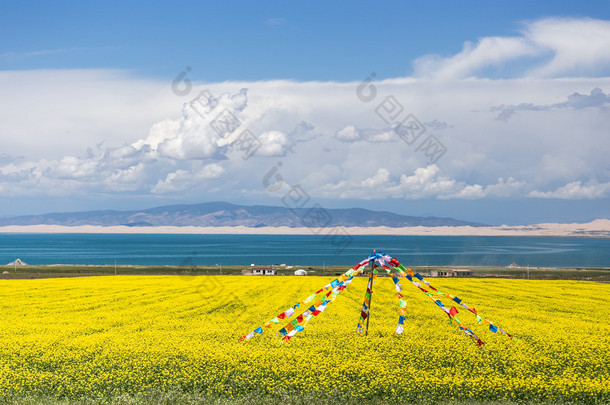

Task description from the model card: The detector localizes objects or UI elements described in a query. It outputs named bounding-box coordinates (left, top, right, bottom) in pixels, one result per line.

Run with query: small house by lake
left=430, top=269, right=472, bottom=278
left=251, top=268, right=277, bottom=276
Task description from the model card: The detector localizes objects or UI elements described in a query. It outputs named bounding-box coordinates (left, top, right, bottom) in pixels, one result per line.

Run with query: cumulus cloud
left=250, top=121, right=314, bottom=157
left=320, top=165, right=468, bottom=200
left=1, top=17, right=609, bottom=209
left=51, top=156, right=98, bottom=179
left=316, top=166, right=531, bottom=201
left=0, top=142, right=159, bottom=196
left=334, top=125, right=399, bottom=143
left=152, top=163, right=225, bottom=193
left=390, top=165, right=458, bottom=198
left=254, top=130, right=290, bottom=157
left=153, top=88, right=249, bottom=160
left=528, top=180, right=610, bottom=199
left=440, top=177, right=525, bottom=199
left=0, top=86, right=313, bottom=197
left=1, top=72, right=608, bottom=203
left=361, top=168, right=391, bottom=188
left=103, top=163, right=148, bottom=191
left=447, top=184, right=486, bottom=199
left=484, top=177, right=526, bottom=197
left=335, top=125, right=361, bottom=141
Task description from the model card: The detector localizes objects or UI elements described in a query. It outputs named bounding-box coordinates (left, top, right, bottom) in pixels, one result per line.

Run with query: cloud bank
left=0, top=17, right=609, bottom=209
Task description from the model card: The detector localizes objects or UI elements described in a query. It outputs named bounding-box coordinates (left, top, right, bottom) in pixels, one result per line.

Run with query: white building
left=430, top=269, right=472, bottom=277
left=252, top=268, right=277, bottom=276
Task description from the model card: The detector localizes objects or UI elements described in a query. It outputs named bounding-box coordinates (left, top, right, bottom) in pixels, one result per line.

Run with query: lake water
left=1, top=233, right=609, bottom=267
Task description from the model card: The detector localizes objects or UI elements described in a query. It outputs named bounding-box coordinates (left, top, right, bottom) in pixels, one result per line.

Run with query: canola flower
left=241, top=254, right=512, bottom=346
left=0, top=274, right=608, bottom=403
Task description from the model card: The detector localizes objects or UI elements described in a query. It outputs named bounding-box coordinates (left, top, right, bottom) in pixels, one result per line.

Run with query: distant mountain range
left=0, top=202, right=487, bottom=228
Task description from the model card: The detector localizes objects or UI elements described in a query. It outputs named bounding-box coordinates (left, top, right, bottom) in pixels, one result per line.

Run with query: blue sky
left=4, top=1, right=610, bottom=81
left=1, top=1, right=610, bottom=225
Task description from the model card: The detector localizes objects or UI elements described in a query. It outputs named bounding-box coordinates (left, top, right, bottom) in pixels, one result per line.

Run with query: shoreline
left=0, top=219, right=609, bottom=238
left=3, top=264, right=609, bottom=283
left=5, top=262, right=610, bottom=270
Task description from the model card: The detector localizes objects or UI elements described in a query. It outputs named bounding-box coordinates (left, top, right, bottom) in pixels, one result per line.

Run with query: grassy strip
left=0, top=392, right=601, bottom=405
left=2, top=264, right=610, bottom=282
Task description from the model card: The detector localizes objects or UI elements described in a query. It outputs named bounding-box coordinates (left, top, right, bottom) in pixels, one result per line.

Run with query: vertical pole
left=365, top=250, right=375, bottom=336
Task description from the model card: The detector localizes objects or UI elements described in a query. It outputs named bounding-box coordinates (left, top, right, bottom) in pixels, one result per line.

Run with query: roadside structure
left=430, top=269, right=472, bottom=277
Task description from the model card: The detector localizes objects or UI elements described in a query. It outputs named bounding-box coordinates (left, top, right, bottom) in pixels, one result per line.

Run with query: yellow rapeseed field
left=0, top=274, right=608, bottom=403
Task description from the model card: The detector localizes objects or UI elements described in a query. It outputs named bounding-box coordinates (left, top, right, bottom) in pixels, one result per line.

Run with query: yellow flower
left=0, top=276, right=607, bottom=402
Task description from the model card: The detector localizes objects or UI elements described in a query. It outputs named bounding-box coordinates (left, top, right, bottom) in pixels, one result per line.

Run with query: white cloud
left=528, top=180, right=610, bottom=199
left=0, top=69, right=174, bottom=161
left=335, top=125, right=399, bottom=143
left=157, top=132, right=220, bottom=160
left=414, top=17, right=610, bottom=79
left=1, top=17, right=609, bottom=208
left=484, top=177, right=526, bottom=197
left=414, top=36, right=538, bottom=79
left=103, top=163, right=147, bottom=191
left=526, top=17, right=610, bottom=77
left=254, top=130, right=290, bottom=157
left=391, top=165, right=459, bottom=198
left=319, top=165, right=462, bottom=200
left=316, top=166, right=531, bottom=201
left=152, top=163, right=225, bottom=194
left=51, top=156, right=98, bottom=179
left=439, top=177, right=525, bottom=200
left=2, top=74, right=608, bottom=201
left=361, top=168, right=391, bottom=188
left=2, top=72, right=608, bottom=203
left=152, top=89, right=249, bottom=160
left=335, top=125, right=361, bottom=141
left=447, top=184, right=486, bottom=199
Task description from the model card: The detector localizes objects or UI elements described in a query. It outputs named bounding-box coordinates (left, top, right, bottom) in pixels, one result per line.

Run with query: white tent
left=294, top=269, right=307, bottom=276
left=7, top=258, right=27, bottom=266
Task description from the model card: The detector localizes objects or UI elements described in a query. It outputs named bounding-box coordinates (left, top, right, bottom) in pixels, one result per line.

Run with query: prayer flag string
left=238, top=252, right=512, bottom=346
